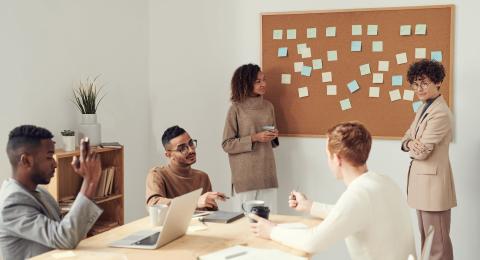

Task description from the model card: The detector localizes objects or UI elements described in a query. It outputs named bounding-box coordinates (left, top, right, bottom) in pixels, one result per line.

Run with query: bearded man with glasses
left=401, top=59, right=456, bottom=260
left=145, top=125, right=226, bottom=210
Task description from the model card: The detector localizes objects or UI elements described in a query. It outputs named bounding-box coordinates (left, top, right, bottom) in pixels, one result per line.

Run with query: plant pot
left=78, top=114, right=101, bottom=146
left=62, top=135, right=76, bottom=152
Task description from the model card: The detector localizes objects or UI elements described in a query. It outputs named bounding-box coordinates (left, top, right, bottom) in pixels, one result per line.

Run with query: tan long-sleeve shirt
left=222, top=96, right=278, bottom=193
left=145, top=164, right=214, bottom=210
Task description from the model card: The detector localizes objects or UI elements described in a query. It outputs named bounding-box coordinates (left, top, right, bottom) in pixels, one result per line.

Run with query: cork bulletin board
left=261, top=5, right=454, bottom=138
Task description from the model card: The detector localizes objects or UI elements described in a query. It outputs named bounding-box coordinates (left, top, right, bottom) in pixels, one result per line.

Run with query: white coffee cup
left=149, top=204, right=169, bottom=226
left=241, top=200, right=265, bottom=213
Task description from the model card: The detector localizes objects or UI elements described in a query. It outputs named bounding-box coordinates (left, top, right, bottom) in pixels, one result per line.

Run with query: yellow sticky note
left=322, top=72, right=332, bottom=83
left=400, top=25, right=411, bottom=36
left=415, top=24, right=427, bottom=35
left=396, top=52, right=408, bottom=64
left=389, top=89, right=401, bottom=101
left=378, top=61, right=389, bottom=72
left=281, top=74, right=291, bottom=84
left=360, top=64, right=371, bottom=76
left=301, top=47, right=311, bottom=58
left=297, top=43, right=307, bottom=55
left=273, top=29, right=283, bottom=40
left=340, top=99, right=352, bottom=111
left=294, top=62, right=304, bottom=72
left=403, top=89, right=415, bottom=101
left=369, top=87, right=380, bottom=98
left=352, top=25, right=362, bottom=35
left=326, top=26, right=336, bottom=37
left=326, top=85, right=337, bottom=96
left=312, top=59, right=323, bottom=70
left=298, top=86, right=309, bottom=98
left=307, top=27, right=317, bottom=38
left=327, top=50, right=337, bottom=61
left=287, top=29, right=297, bottom=39
left=373, top=73, right=384, bottom=84
left=372, top=41, right=383, bottom=52
left=415, top=48, right=427, bottom=59
left=367, top=24, right=378, bottom=35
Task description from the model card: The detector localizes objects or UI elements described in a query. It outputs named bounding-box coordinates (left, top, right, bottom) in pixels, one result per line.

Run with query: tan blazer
left=401, top=95, right=456, bottom=211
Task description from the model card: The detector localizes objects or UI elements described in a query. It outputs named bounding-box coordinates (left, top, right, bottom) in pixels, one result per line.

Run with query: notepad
left=199, top=211, right=244, bottom=224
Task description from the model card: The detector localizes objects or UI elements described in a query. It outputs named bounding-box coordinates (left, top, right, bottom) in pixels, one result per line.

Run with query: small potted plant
left=72, top=75, right=105, bottom=145
left=61, top=130, right=76, bottom=151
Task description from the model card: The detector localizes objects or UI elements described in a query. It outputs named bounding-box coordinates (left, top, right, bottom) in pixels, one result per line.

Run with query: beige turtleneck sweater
left=222, top=96, right=279, bottom=193
left=145, top=164, right=215, bottom=210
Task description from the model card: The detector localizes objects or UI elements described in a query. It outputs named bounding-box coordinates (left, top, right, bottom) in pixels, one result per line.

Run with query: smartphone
left=74, top=138, right=90, bottom=168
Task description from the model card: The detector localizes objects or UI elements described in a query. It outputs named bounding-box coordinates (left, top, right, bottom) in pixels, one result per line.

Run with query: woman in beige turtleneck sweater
left=222, top=63, right=279, bottom=213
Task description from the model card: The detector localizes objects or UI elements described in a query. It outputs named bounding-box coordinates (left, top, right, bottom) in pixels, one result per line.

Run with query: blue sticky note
left=392, top=75, right=403, bottom=86
left=431, top=51, right=442, bottom=62
left=301, top=66, right=312, bottom=77
left=351, top=41, right=362, bottom=52
left=347, top=80, right=360, bottom=93
left=412, top=101, right=423, bottom=113
left=277, top=47, right=288, bottom=57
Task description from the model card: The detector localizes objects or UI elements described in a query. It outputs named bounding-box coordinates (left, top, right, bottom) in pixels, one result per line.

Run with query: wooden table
left=31, top=214, right=320, bottom=260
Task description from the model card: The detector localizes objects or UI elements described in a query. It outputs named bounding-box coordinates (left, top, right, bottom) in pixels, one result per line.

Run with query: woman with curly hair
left=401, top=59, right=455, bottom=260
left=222, top=63, right=279, bottom=212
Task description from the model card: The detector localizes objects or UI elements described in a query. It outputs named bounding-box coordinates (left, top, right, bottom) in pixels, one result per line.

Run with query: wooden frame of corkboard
left=261, top=5, right=454, bottom=139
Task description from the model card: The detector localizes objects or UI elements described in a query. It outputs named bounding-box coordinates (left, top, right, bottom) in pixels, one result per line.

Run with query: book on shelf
left=96, top=166, right=115, bottom=198
left=99, top=142, right=122, bottom=148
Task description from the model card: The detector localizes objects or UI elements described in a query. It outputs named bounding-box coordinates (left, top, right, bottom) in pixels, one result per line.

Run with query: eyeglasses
left=410, top=80, right=432, bottom=91
left=167, top=139, right=197, bottom=154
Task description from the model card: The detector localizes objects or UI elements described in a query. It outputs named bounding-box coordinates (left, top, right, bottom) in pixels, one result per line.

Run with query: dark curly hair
left=6, top=125, right=54, bottom=168
left=407, top=59, right=446, bottom=85
left=230, top=63, right=261, bottom=103
left=162, top=125, right=186, bottom=148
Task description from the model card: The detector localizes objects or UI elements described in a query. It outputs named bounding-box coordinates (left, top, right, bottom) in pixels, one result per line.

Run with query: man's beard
left=30, top=164, right=51, bottom=185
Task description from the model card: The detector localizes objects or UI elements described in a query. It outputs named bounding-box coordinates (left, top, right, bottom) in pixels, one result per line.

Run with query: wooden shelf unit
left=44, top=146, right=124, bottom=236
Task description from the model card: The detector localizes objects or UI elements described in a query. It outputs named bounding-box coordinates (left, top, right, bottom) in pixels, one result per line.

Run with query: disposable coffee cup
left=149, top=204, right=168, bottom=226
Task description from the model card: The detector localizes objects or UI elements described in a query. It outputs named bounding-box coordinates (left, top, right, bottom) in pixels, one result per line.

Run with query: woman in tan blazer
left=401, top=59, right=456, bottom=260
left=222, top=63, right=279, bottom=213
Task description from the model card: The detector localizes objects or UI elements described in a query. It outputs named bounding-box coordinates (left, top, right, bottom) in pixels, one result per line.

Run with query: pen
left=218, top=194, right=230, bottom=200
left=225, top=251, right=247, bottom=259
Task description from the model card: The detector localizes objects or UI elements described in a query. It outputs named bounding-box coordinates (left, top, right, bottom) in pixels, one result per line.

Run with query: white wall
left=1, top=0, right=478, bottom=258
left=149, top=0, right=480, bottom=259
left=0, top=0, right=151, bottom=222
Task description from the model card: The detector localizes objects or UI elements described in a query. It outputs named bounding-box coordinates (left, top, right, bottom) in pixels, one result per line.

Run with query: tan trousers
left=417, top=209, right=453, bottom=260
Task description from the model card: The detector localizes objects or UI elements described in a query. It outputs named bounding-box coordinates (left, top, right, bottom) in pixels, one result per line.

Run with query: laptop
left=109, top=188, right=201, bottom=249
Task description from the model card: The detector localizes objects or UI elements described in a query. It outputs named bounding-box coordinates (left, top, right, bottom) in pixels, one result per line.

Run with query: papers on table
left=198, top=245, right=308, bottom=260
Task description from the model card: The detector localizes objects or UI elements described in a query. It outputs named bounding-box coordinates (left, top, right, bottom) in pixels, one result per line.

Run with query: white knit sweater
left=271, top=171, right=416, bottom=260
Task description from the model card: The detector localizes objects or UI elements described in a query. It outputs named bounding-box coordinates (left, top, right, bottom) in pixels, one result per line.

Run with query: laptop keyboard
left=133, top=231, right=160, bottom=245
